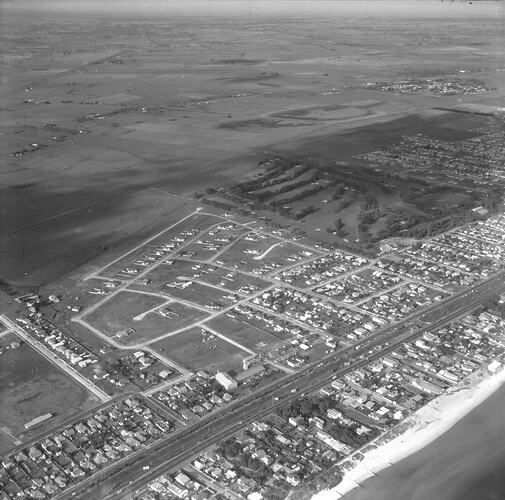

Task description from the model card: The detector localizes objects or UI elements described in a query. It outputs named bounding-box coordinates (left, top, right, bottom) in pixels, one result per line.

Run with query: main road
left=0, top=315, right=110, bottom=402
left=62, top=270, right=505, bottom=500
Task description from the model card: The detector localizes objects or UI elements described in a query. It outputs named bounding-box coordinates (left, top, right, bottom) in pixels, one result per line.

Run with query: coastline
left=313, top=366, right=505, bottom=500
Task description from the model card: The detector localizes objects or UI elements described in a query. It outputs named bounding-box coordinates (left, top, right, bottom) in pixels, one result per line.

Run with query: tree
left=318, top=396, right=335, bottom=413
left=299, top=397, right=314, bottom=416
left=223, top=439, right=241, bottom=457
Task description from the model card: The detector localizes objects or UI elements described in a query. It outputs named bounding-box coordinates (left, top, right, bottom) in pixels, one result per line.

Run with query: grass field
left=0, top=188, right=191, bottom=288
left=151, top=327, right=248, bottom=374
left=51, top=315, right=118, bottom=356
left=126, top=264, right=238, bottom=309
left=83, top=291, right=210, bottom=345
left=217, top=237, right=312, bottom=274
left=207, top=313, right=287, bottom=353
left=197, top=266, right=271, bottom=294
left=127, top=258, right=272, bottom=298
left=0, top=333, right=98, bottom=455
left=82, top=291, right=167, bottom=340
left=155, top=282, right=236, bottom=310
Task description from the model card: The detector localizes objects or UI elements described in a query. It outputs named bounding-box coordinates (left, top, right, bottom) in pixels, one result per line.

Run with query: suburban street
left=0, top=315, right=110, bottom=402
left=61, top=270, right=505, bottom=500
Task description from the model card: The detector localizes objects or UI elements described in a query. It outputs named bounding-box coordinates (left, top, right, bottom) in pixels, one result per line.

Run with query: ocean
left=341, top=383, right=505, bottom=500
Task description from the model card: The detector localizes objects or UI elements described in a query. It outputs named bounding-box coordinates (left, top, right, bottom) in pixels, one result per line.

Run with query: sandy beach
left=313, top=366, right=505, bottom=500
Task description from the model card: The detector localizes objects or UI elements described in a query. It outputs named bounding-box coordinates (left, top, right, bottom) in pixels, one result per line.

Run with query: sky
left=1, top=0, right=503, bottom=17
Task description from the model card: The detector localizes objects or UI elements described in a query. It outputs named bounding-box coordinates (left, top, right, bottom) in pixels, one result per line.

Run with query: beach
left=313, top=367, right=505, bottom=500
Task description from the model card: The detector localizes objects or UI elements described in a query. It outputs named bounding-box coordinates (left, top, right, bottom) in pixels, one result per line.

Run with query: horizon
left=1, top=0, right=503, bottom=17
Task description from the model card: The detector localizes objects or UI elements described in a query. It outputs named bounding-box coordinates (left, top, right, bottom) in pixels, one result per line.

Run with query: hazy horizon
left=1, top=0, right=503, bottom=17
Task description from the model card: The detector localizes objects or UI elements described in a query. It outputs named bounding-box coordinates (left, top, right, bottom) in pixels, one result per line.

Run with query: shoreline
left=313, top=366, right=505, bottom=500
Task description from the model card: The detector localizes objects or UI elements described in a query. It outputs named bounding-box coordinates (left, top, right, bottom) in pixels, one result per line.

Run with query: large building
left=215, top=371, right=237, bottom=391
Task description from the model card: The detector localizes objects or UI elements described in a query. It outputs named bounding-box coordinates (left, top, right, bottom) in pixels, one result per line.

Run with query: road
left=0, top=315, right=110, bottom=402
left=84, top=208, right=201, bottom=282
left=60, top=270, right=505, bottom=500
left=253, top=242, right=285, bottom=261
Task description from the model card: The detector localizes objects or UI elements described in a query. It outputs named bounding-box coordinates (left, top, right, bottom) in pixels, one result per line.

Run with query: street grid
left=3, top=207, right=505, bottom=500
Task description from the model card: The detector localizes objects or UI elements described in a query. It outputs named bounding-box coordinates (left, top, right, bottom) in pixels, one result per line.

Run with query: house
left=174, top=472, right=191, bottom=486
left=309, top=417, right=325, bottom=429
left=488, top=360, right=502, bottom=373
left=236, top=364, right=265, bottom=383
left=327, top=408, right=343, bottom=420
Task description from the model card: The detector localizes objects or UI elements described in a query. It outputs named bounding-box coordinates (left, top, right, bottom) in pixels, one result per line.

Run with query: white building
left=215, top=371, right=237, bottom=391
left=488, top=360, right=502, bottom=373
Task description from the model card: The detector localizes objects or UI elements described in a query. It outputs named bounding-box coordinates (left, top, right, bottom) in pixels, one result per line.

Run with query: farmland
left=2, top=9, right=503, bottom=289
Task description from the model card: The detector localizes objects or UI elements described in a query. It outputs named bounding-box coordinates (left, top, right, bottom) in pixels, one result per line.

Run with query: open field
left=151, top=327, right=249, bottom=374
left=0, top=333, right=97, bottom=455
left=139, top=281, right=236, bottom=310
left=125, top=261, right=242, bottom=308
left=0, top=188, right=191, bottom=289
left=125, top=259, right=201, bottom=290
left=125, top=256, right=271, bottom=295
left=196, top=266, right=271, bottom=294
left=82, top=291, right=166, bottom=340
left=82, top=291, right=209, bottom=345
left=207, top=313, right=287, bottom=353
left=216, top=237, right=314, bottom=274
